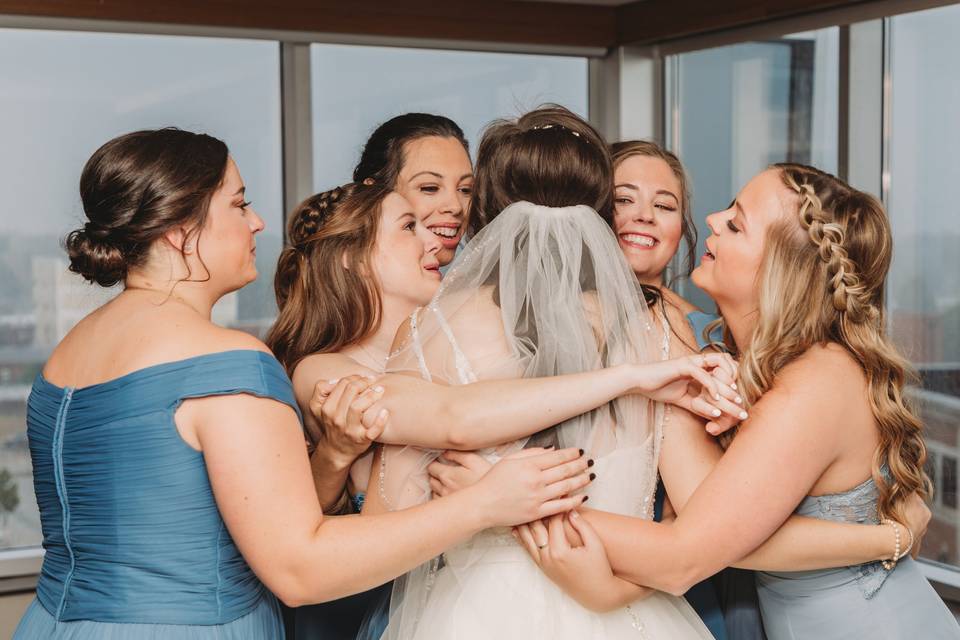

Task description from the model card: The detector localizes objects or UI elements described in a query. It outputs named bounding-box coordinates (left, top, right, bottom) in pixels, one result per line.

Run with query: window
left=667, top=28, right=840, bottom=309
left=310, top=43, right=588, bottom=189
left=888, top=2, right=960, bottom=568
left=0, top=29, right=282, bottom=551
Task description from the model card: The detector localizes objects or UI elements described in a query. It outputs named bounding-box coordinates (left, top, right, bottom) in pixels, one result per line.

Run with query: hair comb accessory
left=530, top=123, right=582, bottom=138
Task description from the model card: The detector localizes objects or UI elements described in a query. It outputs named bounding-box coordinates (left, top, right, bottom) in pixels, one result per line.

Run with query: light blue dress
left=757, top=473, right=960, bottom=639
left=14, top=350, right=301, bottom=639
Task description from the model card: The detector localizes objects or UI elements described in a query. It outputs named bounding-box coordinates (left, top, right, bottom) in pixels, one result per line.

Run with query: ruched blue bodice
left=21, top=350, right=300, bottom=630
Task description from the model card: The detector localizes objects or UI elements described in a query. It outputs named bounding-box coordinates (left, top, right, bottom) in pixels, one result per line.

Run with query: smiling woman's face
left=612, top=155, right=683, bottom=286
left=691, top=169, right=791, bottom=312
left=370, top=191, right=443, bottom=310
left=395, top=136, right=473, bottom=267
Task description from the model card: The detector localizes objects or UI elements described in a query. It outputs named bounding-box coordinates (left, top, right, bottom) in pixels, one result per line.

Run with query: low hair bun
left=64, top=225, right=127, bottom=288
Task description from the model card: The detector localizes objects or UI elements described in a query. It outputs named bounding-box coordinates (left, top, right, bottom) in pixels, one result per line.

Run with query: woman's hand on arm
left=427, top=450, right=493, bottom=497
left=655, top=357, right=926, bottom=575
left=515, top=512, right=651, bottom=612
left=584, top=360, right=845, bottom=594
left=193, top=390, right=596, bottom=606
left=367, top=354, right=745, bottom=451
left=306, top=376, right=389, bottom=511
left=292, top=356, right=387, bottom=511
left=734, top=490, right=931, bottom=571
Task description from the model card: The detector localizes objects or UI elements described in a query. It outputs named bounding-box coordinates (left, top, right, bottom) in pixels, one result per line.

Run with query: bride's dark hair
left=469, top=105, right=612, bottom=231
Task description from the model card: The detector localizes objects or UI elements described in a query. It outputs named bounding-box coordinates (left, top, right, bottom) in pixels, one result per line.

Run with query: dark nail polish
left=578, top=448, right=585, bottom=456
left=587, top=459, right=595, bottom=467
left=582, top=495, right=589, bottom=502
left=589, top=473, right=596, bottom=481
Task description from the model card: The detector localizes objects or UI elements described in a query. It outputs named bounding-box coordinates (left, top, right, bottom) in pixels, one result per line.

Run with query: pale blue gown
left=757, top=475, right=960, bottom=639
left=14, top=350, right=300, bottom=639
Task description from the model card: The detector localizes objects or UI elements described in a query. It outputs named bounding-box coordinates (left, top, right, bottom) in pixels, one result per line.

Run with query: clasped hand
left=307, top=375, right=390, bottom=464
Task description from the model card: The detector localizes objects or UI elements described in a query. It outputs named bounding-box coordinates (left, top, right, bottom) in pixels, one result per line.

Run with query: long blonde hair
left=733, top=163, right=930, bottom=525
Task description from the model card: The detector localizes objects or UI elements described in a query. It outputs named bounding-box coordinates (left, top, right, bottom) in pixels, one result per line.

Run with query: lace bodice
left=786, top=474, right=890, bottom=598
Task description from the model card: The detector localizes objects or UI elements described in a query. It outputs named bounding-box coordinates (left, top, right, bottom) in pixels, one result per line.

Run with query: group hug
left=13, top=105, right=960, bottom=639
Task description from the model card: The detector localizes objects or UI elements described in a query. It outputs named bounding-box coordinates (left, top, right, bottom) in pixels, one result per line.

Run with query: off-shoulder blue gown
left=14, top=350, right=300, bottom=639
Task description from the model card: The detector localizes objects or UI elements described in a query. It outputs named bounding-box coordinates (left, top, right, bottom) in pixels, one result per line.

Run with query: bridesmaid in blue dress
left=521, top=163, right=959, bottom=638
left=13, top=128, right=594, bottom=639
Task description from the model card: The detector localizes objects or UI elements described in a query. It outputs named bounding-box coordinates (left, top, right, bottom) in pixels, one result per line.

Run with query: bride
left=362, top=106, right=716, bottom=638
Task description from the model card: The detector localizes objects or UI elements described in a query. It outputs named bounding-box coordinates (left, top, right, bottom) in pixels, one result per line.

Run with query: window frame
left=0, top=14, right=599, bottom=593
left=658, top=0, right=960, bottom=594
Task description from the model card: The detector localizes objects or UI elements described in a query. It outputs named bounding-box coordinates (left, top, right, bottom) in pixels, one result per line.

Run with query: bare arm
left=375, top=365, right=640, bottom=449
left=293, top=358, right=385, bottom=511
left=655, top=404, right=894, bottom=573
left=186, top=388, right=591, bottom=606
left=580, top=354, right=885, bottom=595
left=372, top=311, right=739, bottom=449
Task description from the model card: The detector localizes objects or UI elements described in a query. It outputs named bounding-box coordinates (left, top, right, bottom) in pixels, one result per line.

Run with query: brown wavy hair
left=610, top=140, right=696, bottom=281
left=265, top=182, right=392, bottom=374
left=469, top=105, right=612, bottom=231
left=731, top=163, right=930, bottom=525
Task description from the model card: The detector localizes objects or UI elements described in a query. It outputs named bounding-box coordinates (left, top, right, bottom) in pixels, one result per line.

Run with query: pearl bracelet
left=880, top=519, right=902, bottom=570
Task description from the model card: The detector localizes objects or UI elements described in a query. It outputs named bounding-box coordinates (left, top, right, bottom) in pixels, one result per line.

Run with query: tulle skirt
left=13, top=593, right=284, bottom=639
left=391, top=542, right=714, bottom=640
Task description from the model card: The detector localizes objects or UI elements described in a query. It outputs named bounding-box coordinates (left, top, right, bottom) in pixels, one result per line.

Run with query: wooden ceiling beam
left=616, top=0, right=874, bottom=44
left=0, top=0, right=620, bottom=49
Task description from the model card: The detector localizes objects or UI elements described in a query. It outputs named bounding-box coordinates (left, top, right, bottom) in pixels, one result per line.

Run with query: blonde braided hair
left=790, top=179, right=880, bottom=325
left=723, top=164, right=930, bottom=526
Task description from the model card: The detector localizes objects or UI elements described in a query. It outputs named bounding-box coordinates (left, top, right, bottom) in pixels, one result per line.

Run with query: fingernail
left=379, top=409, right=389, bottom=419
left=578, top=449, right=585, bottom=456
left=587, top=459, right=595, bottom=467
left=714, top=393, right=721, bottom=401
left=739, top=411, right=748, bottom=420
left=570, top=510, right=580, bottom=520
left=589, top=473, right=596, bottom=481
left=712, top=409, right=721, bottom=417
left=582, top=495, right=589, bottom=502
left=373, top=385, right=384, bottom=393
left=731, top=382, right=738, bottom=390
left=735, top=396, right=743, bottom=404
left=328, top=379, right=339, bottom=384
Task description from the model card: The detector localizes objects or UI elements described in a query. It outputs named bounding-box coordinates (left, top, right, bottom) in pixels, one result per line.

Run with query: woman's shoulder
left=771, top=343, right=865, bottom=397
left=657, top=289, right=701, bottom=355
left=661, top=287, right=701, bottom=317
left=292, top=352, right=376, bottom=396
left=140, top=322, right=272, bottom=367
left=46, top=300, right=272, bottom=386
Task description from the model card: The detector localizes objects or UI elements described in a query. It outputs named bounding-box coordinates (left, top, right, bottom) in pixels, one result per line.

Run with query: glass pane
left=0, top=29, right=282, bottom=550
left=889, top=3, right=960, bottom=567
left=670, top=28, right=840, bottom=309
left=310, top=44, right=588, bottom=189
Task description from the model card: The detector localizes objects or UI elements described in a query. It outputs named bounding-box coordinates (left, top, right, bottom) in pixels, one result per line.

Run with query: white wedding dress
left=373, top=202, right=714, bottom=640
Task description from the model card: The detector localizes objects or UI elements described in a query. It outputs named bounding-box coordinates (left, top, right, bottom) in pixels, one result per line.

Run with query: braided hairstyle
left=732, top=163, right=930, bottom=525
left=265, top=182, right=392, bottom=374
